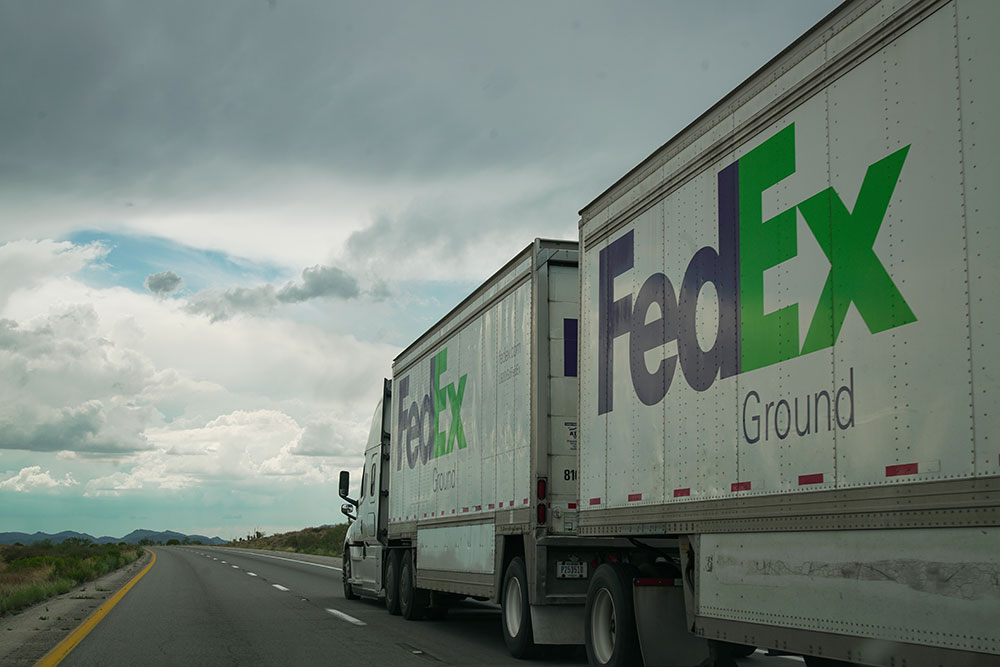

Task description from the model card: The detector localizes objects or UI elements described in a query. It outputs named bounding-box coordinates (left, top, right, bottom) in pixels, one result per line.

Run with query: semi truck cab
left=339, top=378, right=392, bottom=601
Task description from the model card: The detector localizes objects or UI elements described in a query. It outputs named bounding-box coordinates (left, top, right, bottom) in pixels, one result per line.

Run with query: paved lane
left=60, top=546, right=584, bottom=666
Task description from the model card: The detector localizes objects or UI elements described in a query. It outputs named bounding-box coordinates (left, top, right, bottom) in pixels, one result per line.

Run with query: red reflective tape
left=886, top=463, right=919, bottom=477
left=498, top=501, right=504, bottom=508
left=798, top=473, right=824, bottom=485
left=731, top=481, right=751, bottom=492
left=589, top=497, right=601, bottom=505
left=423, top=513, right=427, bottom=518
left=451, top=509, right=455, bottom=514
left=431, top=512, right=435, bottom=516
left=627, top=493, right=642, bottom=502
left=633, top=578, right=679, bottom=587
left=522, top=498, right=528, bottom=505
left=567, top=502, right=577, bottom=509
left=462, top=507, right=469, bottom=513
left=475, top=505, right=482, bottom=511
left=488, top=503, right=495, bottom=509
left=673, top=488, right=690, bottom=497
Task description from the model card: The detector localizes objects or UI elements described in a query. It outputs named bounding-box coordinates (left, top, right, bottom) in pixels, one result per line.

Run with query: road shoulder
left=0, top=549, right=153, bottom=667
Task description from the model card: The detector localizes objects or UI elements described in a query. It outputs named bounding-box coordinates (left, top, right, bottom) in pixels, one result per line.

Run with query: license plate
left=556, top=561, right=587, bottom=579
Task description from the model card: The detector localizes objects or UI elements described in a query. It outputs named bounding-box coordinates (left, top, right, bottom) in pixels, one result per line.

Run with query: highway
left=59, top=546, right=805, bottom=667
left=59, top=546, right=582, bottom=666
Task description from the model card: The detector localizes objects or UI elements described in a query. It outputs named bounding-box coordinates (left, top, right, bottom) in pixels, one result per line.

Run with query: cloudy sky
left=0, top=0, right=837, bottom=540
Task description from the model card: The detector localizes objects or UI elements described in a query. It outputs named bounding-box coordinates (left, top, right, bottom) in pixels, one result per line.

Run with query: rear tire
left=500, top=556, right=535, bottom=658
left=384, top=549, right=402, bottom=615
left=585, top=563, right=641, bottom=667
left=399, top=550, right=427, bottom=620
left=342, top=551, right=359, bottom=600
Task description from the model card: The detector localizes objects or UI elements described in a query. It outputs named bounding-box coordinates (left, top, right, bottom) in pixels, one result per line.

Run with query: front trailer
left=341, top=239, right=591, bottom=651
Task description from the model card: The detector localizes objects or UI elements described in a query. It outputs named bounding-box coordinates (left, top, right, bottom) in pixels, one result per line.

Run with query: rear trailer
left=575, top=0, right=999, bottom=666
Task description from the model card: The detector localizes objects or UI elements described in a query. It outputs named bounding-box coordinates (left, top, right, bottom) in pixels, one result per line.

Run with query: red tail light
left=537, top=478, right=547, bottom=500
left=537, top=503, right=547, bottom=524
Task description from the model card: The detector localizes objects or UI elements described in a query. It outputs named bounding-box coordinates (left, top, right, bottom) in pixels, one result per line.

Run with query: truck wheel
left=500, top=556, right=535, bottom=658
left=384, top=548, right=402, bottom=615
left=399, top=550, right=427, bottom=620
left=342, top=551, right=359, bottom=600
left=585, top=563, right=640, bottom=667
left=804, top=657, right=862, bottom=667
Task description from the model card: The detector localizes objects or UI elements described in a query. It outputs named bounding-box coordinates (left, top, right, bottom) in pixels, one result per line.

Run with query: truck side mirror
left=338, top=470, right=358, bottom=507
left=341, top=503, right=357, bottom=521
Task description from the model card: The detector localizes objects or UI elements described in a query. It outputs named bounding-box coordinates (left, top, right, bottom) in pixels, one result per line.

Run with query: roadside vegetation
left=229, top=524, right=349, bottom=557
left=0, top=538, right=144, bottom=615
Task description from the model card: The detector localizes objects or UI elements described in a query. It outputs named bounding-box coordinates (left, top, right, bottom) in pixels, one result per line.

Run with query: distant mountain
left=0, top=529, right=227, bottom=546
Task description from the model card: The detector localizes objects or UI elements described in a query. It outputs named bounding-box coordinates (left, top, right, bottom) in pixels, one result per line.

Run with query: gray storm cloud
left=276, top=265, right=360, bottom=303
left=185, top=264, right=362, bottom=322
left=145, top=270, right=184, bottom=295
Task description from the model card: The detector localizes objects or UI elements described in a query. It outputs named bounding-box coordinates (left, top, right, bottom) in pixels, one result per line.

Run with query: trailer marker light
left=499, top=501, right=503, bottom=507
left=673, top=488, right=691, bottom=497
left=463, top=507, right=469, bottom=513
left=589, top=497, right=601, bottom=505
left=886, top=463, right=918, bottom=477
left=475, top=505, right=482, bottom=511
left=798, top=473, right=825, bottom=485
left=627, top=493, right=642, bottom=502
left=568, top=502, right=577, bottom=509
left=731, top=481, right=751, bottom=492
left=451, top=509, right=455, bottom=514
left=488, top=503, right=495, bottom=509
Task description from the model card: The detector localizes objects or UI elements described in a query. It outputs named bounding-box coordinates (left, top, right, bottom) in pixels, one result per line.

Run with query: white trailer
left=339, top=239, right=583, bottom=651
left=341, top=1, right=999, bottom=665
left=575, top=0, right=999, bottom=665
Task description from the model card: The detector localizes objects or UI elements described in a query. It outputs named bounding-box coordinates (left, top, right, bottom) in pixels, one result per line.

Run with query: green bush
left=0, top=541, right=143, bottom=616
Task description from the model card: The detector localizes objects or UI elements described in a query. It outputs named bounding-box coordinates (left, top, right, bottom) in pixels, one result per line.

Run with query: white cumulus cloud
left=0, top=466, right=78, bottom=492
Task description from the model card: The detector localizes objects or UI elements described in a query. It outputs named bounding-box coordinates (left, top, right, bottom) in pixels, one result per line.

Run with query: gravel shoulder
left=0, top=549, right=153, bottom=667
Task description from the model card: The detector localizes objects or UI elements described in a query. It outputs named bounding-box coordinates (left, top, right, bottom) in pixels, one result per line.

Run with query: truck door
left=350, top=379, right=392, bottom=594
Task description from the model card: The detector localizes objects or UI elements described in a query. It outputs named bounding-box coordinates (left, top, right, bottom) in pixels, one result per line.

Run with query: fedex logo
left=598, top=124, right=916, bottom=414
left=396, top=348, right=468, bottom=469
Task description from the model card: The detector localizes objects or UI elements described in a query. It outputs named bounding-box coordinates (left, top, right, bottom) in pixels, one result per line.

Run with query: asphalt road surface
left=60, top=546, right=806, bottom=667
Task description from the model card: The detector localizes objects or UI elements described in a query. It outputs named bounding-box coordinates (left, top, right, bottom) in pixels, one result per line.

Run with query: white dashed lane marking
left=326, top=608, right=366, bottom=626
left=220, top=550, right=342, bottom=572
left=231, top=565, right=239, bottom=569
left=247, top=572, right=257, bottom=577
left=272, top=584, right=289, bottom=592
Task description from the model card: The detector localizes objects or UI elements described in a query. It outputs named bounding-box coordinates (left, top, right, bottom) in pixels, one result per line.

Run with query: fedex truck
left=340, top=1, right=999, bottom=665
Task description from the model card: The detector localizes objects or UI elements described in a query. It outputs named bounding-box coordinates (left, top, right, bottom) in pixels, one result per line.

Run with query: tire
left=585, top=563, right=641, bottom=667
left=384, top=548, right=402, bottom=615
left=399, top=550, right=427, bottom=620
left=730, top=643, right=757, bottom=658
left=500, top=556, right=535, bottom=658
left=342, top=550, right=359, bottom=600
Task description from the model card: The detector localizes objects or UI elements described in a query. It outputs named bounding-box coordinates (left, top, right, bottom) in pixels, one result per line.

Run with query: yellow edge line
left=35, top=548, right=157, bottom=667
